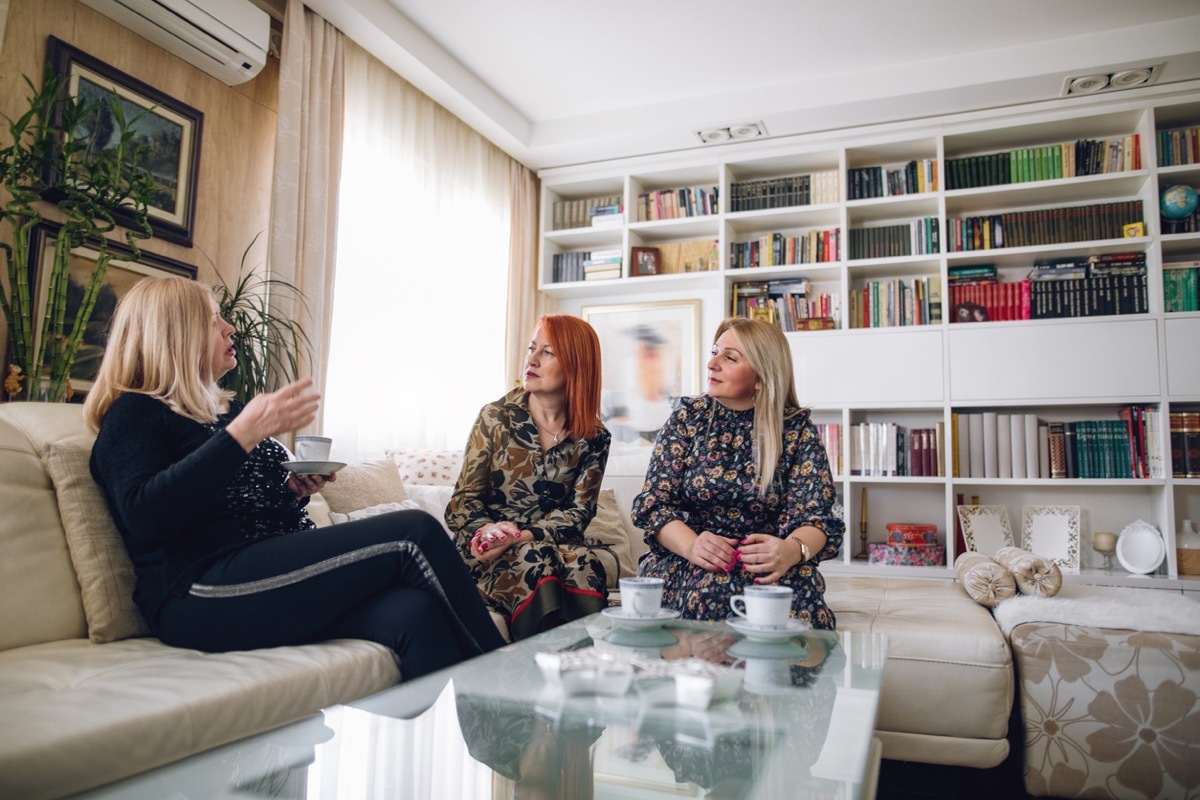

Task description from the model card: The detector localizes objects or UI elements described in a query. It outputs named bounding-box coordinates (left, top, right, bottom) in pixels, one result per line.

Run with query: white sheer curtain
left=324, top=42, right=512, bottom=462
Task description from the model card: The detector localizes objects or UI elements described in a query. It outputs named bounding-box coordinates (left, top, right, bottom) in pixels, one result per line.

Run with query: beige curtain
left=269, top=0, right=344, bottom=432
left=505, top=162, right=546, bottom=387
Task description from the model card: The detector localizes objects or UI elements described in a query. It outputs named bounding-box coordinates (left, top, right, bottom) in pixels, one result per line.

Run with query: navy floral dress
left=631, top=395, right=843, bottom=628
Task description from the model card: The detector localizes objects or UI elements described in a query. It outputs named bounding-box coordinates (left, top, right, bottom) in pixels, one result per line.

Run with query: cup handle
left=730, top=595, right=747, bottom=618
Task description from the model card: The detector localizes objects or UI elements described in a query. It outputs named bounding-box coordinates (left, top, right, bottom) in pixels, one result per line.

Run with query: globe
left=1161, top=184, right=1199, bottom=220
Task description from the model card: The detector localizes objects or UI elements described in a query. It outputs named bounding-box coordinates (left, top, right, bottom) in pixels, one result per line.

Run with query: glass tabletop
left=79, top=615, right=887, bottom=799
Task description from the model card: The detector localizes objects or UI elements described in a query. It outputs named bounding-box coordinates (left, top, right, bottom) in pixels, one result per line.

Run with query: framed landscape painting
left=27, top=221, right=196, bottom=396
left=47, top=37, right=203, bottom=246
left=582, top=299, right=700, bottom=475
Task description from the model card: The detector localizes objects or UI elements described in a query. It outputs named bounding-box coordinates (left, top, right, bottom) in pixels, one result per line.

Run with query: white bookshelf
left=540, top=82, right=1200, bottom=591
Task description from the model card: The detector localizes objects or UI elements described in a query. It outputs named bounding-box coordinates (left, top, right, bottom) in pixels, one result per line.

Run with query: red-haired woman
left=446, top=315, right=611, bottom=640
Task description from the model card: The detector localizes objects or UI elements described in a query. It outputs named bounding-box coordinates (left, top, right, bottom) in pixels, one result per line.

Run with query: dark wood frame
left=45, top=36, right=203, bottom=247
left=630, top=246, right=661, bottom=277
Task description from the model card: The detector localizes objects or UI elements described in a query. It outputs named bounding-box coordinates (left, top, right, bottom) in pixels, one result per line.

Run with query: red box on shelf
left=886, top=523, right=938, bottom=547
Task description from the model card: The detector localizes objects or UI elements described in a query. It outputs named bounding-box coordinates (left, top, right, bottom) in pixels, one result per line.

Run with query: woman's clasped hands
left=470, top=521, right=523, bottom=562
left=688, top=531, right=799, bottom=584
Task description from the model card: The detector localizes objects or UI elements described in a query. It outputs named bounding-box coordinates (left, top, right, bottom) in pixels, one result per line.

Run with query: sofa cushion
left=319, top=458, right=408, bottom=514
left=387, top=448, right=462, bottom=486
left=0, top=404, right=89, bottom=650
left=0, top=636, right=398, bottom=799
left=585, top=488, right=635, bottom=583
left=43, top=440, right=151, bottom=643
left=954, top=552, right=1017, bottom=608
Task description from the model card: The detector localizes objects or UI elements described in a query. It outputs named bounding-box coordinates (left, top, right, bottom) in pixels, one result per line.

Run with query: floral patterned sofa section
left=994, top=585, right=1200, bottom=800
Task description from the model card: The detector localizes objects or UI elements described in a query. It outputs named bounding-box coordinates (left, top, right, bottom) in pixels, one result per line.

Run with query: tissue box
left=869, top=543, right=946, bottom=566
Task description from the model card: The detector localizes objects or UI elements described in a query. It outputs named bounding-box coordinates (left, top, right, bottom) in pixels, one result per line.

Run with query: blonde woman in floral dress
left=446, top=315, right=611, bottom=640
left=632, top=317, right=843, bottom=628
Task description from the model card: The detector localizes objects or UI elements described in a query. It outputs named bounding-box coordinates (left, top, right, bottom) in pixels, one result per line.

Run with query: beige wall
left=0, top=0, right=279, bottom=358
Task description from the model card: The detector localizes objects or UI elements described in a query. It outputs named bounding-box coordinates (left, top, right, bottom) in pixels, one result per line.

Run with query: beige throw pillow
left=319, top=459, right=408, bottom=514
left=954, top=552, right=1017, bottom=608
left=584, top=489, right=635, bottom=585
left=43, top=441, right=151, bottom=643
left=386, top=449, right=463, bottom=486
left=994, top=545, right=1063, bottom=598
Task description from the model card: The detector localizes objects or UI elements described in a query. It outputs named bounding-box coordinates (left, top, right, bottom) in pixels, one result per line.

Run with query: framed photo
left=582, top=299, right=701, bottom=475
left=957, top=505, right=1014, bottom=555
left=630, top=246, right=661, bottom=277
left=1021, top=505, right=1081, bottom=574
left=47, top=37, right=203, bottom=247
left=27, top=221, right=196, bottom=396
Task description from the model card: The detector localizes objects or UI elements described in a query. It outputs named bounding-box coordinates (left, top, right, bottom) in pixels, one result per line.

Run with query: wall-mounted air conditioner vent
left=78, top=0, right=270, bottom=85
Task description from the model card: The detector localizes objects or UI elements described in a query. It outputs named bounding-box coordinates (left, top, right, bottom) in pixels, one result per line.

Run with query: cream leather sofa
left=0, top=403, right=400, bottom=800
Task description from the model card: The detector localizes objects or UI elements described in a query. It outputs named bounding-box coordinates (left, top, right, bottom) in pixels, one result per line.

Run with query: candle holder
left=1092, top=532, right=1116, bottom=571
left=855, top=488, right=870, bottom=560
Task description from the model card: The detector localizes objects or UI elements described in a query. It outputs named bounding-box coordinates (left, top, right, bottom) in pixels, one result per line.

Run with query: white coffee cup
left=730, top=584, right=793, bottom=629
left=294, top=436, right=332, bottom=462
left=619, top=576, right=664, bottom=618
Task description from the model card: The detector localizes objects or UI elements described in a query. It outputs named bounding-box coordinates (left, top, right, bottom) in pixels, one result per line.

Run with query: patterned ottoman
left=995, top=585, right=1200, bottom=800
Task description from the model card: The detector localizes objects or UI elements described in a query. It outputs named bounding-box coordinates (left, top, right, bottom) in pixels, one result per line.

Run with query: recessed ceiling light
left=1068, top=74, right=1110, bottom=95
left=729, top=122, right=767, bottom=140
left=696, top=128, right=732, bottom=144
left=1110, top=67, right=1153, bottom=87
left=1062, top=65, right=1162, bottom=97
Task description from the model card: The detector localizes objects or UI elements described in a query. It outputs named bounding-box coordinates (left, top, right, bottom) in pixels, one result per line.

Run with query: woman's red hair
left=536, top=314, right=603, bottom=440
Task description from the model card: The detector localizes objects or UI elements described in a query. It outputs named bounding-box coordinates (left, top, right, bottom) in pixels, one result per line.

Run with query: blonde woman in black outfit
left=85, top=276, right=503, bottom=678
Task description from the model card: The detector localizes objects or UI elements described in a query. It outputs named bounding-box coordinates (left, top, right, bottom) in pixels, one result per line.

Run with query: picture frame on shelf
left=582, top=299, right=700, bottom=476
left=1022, top=505, right=1081, bottom=574
left=958, top=505, right=1014, bottom=555
left=47, top=37, right=203, bottom=247
left=630, top=246, right=661, bottom=277
left=26, top=221, right=196, bottom=397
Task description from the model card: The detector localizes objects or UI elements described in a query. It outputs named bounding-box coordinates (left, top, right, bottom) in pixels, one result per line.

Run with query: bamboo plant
left=1, top=65, right=155, bottom=402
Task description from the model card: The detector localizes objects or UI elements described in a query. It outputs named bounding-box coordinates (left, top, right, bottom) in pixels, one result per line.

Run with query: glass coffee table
left=78, top=615, right=887, bottom=799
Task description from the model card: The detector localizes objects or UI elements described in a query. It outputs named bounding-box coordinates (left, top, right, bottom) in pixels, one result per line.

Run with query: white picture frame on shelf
left=1022, top=505, right=1081, bottom=574
left=957, top=505, right=1014, bottom=555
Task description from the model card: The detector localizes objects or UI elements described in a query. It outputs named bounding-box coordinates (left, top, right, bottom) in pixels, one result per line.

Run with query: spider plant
left=212, top=233, right=312, bottom=404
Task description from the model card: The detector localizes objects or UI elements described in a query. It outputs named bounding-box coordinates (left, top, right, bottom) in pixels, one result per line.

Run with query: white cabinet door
left=1166, top=317, right=1200, bottom=397
left=948, top=319, right=1160, bottom=402
left=792, top=329, right=944, bottom=405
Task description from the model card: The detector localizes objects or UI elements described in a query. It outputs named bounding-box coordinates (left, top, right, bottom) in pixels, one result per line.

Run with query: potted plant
left=213, top=233, right=313, bottom=405
left=1, top=65, right=156, bottom=402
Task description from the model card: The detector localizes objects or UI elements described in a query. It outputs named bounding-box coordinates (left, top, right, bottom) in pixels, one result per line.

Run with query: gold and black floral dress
left=632, top=395, right=844, bottom=628
left=446, top=388, right=612, bottom=640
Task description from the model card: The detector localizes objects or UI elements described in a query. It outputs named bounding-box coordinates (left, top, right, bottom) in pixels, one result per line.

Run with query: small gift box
left=869, top=542, right=946, bottom=566
left=886, top=523, right=938, bottom=547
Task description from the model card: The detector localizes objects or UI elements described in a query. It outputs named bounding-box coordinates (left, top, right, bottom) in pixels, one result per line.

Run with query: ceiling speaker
left=1068, top=74, right=1110, bottom=95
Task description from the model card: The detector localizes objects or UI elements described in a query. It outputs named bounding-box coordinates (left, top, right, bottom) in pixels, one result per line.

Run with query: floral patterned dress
left=632, top=395, right=844, bottom=628
left=446, top=389, right=612, bottom=640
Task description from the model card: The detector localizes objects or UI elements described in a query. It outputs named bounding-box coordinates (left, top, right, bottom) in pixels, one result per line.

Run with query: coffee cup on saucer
left=733, top=656, right=792, bottom=689
left=730, top=584, right=793, bottom=629
left=619, top=576, right=664, bottom=618
left=294, top=435, right=333, bottom=462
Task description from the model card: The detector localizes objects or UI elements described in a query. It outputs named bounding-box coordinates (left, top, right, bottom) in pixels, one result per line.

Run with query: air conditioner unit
left=78, top=0, right=270, bottom=85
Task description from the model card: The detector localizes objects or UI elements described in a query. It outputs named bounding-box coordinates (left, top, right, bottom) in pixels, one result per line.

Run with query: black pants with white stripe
left=155, top=509, right=505, bottom=680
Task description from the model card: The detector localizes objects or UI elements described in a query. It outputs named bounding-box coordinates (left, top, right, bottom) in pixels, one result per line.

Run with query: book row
left=848, top=217, right=940, bottom=260
left=635, top=185, right=718, bottom=221
left=951, top=408, right=1164, bottom=481
left=848, top=422, right=945, bottom=477
left=1164, top=264, right=1200, bottom=312
left=551, top=194, right=621, bottom=231
left=949, top=273, right=1149, bottom=322
left=728, top=170, right=839, bottom=212
left=728, top=228, right=841, bottom=268
left=730, top=279, right=839, bottom=331
left=944, top=134, right=1141, bottom=190
left=849, top=276, right=943, bottom=329
left=551, top=249, right=622, bottom=283
left=1169, top=411, right=1200, bottom=478
left=947, top=200, right=1144, bottom=251
left=1156, top=126, right=1200, bottom=167
left=847, top=159, right=938, bottom=200
left=815, top=423, right=842, bottom=475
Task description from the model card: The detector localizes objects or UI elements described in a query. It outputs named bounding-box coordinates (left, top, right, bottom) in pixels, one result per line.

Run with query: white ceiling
left=300, top=0, right=1200, bottom=171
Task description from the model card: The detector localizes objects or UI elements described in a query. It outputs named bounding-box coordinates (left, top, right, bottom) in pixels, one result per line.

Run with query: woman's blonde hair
left=84, top=276, right=233, bottom=431
left=713, top=317, right=800, bottom=497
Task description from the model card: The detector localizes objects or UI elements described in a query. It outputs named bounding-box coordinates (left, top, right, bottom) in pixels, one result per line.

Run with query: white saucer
left=282, top=460, right=347, bottom=477
left=600, top=607, right=681, bottom=630
left=726, top=616, right=812, bottom=642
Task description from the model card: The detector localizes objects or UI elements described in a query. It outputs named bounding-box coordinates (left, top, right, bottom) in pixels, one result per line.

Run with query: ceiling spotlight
left=1110, top=67, right=1153, bottom=88
left=730, top=122, right=767, bottom=140
left=696, top=128, right=732, bottom=144
left=1067, top=74, right=1110, bottom=95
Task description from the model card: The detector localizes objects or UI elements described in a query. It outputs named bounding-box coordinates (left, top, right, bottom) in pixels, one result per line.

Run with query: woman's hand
left=226, top=379, right=321, bottom=452
left=686, top=530, right=740, bottom=572
left=470, top=521, right=524, bottom=562
left=286, top=470, right=335, bottom=501
left=736, top=533, right=802, bottom=584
